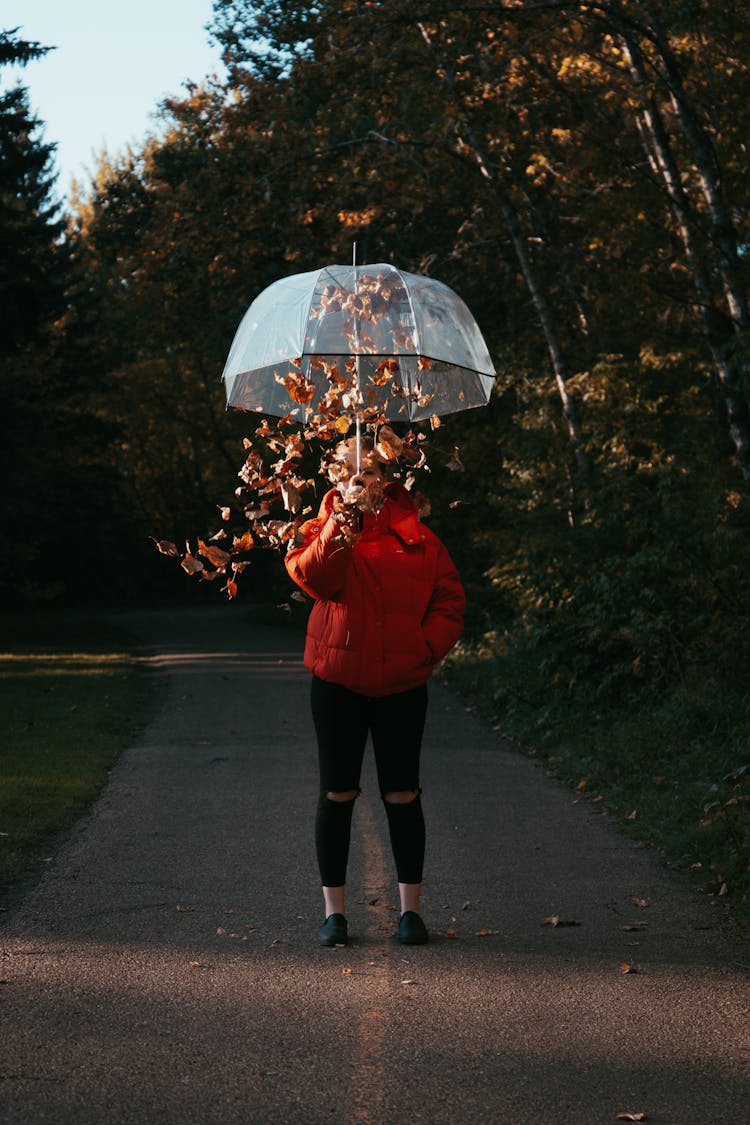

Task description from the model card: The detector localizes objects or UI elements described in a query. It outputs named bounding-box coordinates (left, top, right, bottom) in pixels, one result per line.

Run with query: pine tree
left=0, top=28, right=65, bottom=352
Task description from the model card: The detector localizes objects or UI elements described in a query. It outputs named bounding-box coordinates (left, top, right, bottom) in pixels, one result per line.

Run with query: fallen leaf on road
left=176, top=905, right=195, bottom=913
left=475, top=929, right=504, bottom=936
left=216, top=927, right=226, bottom=936
left=342, top=967, right=353, bottom=975
left=401, top=978, right=417, bottom=984
left=188, top=961, right=204, bottom=969
left=619, top=923, right=647, bottom=932
left=631, top=897, right=650, bottom=908
left=462, top=900, right=472, bottom=910
left=616, top=1114, right=647, bottom=1121
left=619, top=962, right=638, bottom=974
left=445, top=929, right=458, bottom=938
left=543, top=915, right=580, bottom=927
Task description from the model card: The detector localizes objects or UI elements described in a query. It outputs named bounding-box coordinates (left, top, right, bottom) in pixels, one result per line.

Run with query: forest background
left=2, top=1, right=749, bottom=917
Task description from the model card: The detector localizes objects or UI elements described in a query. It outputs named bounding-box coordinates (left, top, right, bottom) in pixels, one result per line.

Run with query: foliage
left=0, top=614, right=154, bottom=902
left=4, top=2, right=750, bottom=912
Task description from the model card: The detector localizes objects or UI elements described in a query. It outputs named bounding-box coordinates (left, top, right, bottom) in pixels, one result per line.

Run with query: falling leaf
left=150, top=537, right=180, bottom=557
left=232, top=530, right=255, bottom=552
left=374, top=424, right=403, bottom=462
left=281, top=482, right=303, bottom=514
left=200, top=567, right=225, bottom=582
left=445, top=446, right=465, bottom=472
left=198, top=539, right=231, bottom=568
left=181, top=552, right=203, bottom=576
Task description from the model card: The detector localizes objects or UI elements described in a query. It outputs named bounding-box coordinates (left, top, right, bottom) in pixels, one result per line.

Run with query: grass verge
left=442, top=647, right=750, bottom=928
left=0, top=612, right=156, bottom=908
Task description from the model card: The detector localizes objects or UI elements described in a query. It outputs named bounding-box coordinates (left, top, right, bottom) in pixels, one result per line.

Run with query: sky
left=3, top=0, right=226, bottom=199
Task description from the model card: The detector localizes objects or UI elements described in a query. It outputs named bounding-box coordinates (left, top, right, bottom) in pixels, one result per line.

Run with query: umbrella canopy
left=222, top=263, right=495, bottom=424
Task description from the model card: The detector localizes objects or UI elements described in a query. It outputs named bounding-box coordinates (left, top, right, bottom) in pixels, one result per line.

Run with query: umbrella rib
left=391, top=264, right=422, bottom=356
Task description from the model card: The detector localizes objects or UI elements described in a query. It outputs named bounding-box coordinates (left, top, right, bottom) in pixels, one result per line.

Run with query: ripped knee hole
left=325, top=789, right=359, bottom=802
left=383, top=789, right=420, bottom=805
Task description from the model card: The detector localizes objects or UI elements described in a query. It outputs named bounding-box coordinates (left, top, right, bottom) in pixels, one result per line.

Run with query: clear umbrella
left=221, top=261, right=495, bottom=433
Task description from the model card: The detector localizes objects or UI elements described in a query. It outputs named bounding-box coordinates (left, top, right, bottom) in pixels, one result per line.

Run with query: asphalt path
left=1, top=606, right=748, bottom=1124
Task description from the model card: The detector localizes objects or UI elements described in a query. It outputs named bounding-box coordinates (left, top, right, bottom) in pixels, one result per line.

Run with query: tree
left=0, top=27, right=64, bottom=351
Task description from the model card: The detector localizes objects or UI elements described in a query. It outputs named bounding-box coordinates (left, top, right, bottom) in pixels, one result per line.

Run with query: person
left=285, top=435, right=465, bottom=946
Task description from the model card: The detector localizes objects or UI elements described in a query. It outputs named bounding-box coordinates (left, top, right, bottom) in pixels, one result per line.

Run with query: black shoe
left=318, top=913, right=348, bottom=947
left=397, top=911, right=429, bottom=945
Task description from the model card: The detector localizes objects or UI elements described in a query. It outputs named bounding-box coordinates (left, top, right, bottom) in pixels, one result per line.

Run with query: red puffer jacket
left=285, top=482, right=465, bottom=697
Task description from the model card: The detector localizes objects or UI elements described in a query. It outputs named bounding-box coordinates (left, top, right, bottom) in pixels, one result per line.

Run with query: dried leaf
left=430, top=413, right=442, bottom=430
left=198, top=539, right=231, bottom=567
left=445, top=446, right=465, bottom=472
left=232, top=530, right=255, bottom=552
left=631, top=897, right=651, bottom=908
left=616, top=1114, right=647, bottom=1122
left=281, top=482, right=303, bottom=514
left=475, top=929, right=504, bottom=936
left=543, top=915, right=579, bottom=927
left=181, top=552, right=203, bottom=576
left=374, top=424, right=403, bottom=462
left=619, top=961, right=638, bottom=973
left=218, top=506, right=231, bottom=521
left=342, top=967, right=353, bottom=975
left=150, top=537, right=180, bottom=557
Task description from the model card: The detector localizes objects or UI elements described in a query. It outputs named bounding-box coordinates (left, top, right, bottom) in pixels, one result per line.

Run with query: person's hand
left=338, top=477, right=366, bottom=506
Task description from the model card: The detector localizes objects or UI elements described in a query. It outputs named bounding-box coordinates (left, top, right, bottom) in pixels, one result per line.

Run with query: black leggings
left=311, top=676, right=428, bottom=887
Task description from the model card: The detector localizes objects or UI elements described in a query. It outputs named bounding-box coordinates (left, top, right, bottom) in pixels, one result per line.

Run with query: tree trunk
left=620, top=30, right=750, bottom=477
left=416, top=20, right=592, bottom=492
left=639, top=0, right=750, bottom=333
